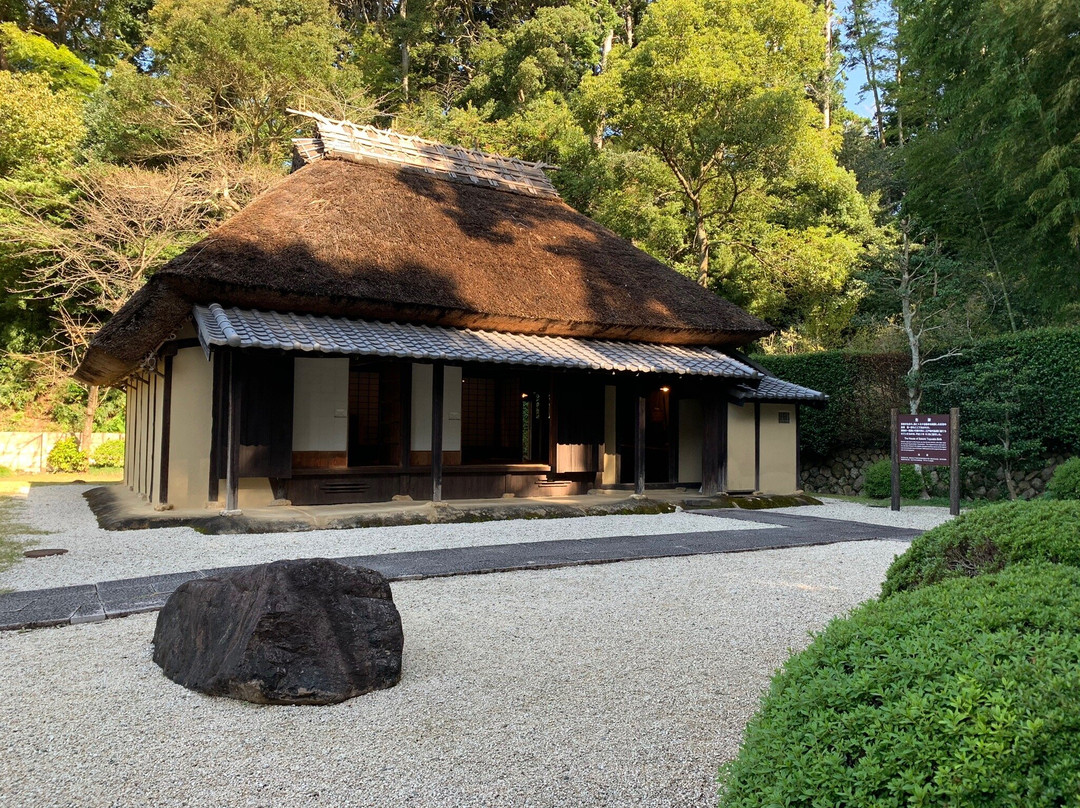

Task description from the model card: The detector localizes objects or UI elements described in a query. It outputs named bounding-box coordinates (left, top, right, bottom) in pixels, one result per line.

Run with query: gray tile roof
left=734, top=375, right=827, bottom=403
left=193, top=304, right=763, bottom=379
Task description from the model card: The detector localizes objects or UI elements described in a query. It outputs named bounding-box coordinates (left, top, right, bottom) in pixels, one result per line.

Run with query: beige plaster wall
left=759, top=403, right=798, bottom=494
left=727, top=404, right=756, bottom=492
left=293, top=357, right=349, bottom=452
left=678, top=398, right=704, bottom=484
left=602, top=385, right=617, bottom=485
left=411, top=363, right=462, bottom=452
left=167, top=347, right=214, bottom=509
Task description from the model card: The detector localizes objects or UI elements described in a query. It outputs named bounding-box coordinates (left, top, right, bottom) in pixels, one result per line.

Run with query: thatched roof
left=76, top=127, right=773, bottom=386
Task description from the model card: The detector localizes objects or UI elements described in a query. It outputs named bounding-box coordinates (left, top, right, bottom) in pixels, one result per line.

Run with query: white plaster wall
left=293, top=357, right=350, bottom=452
left=167, top=347, right=214, bottom=509
left=411, top=364, right=462, bottom=452
left=678, top=398, right=704, bottom=484
left=759, top=403, right=798, bottom=494
left=602, top=385, right=617, bottom=484
left=727, top=404, right=756, bottom=492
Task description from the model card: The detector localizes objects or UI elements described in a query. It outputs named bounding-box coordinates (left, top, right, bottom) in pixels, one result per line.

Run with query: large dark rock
left=152, top=558, right=403, bottom=705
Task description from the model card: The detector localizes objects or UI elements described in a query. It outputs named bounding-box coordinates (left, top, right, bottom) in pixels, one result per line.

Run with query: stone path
left=0, top=509, right=921, bottom=631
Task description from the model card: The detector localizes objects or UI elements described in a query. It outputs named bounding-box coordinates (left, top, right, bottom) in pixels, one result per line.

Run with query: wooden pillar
left=634, top=392, right=646, bottom=494
left=667, top=389, right=679, bottom=485
left=949, top=407, right=960, bottom=516
left=431, top=362, right=444, bottom=502
left=208, top=352, right=225, bottom=504
left=702, top=394, right=727, bottom=496
left=225, top=352, right=241, bottom=513
left=890, top=408, right=900, bottom=511
left=159, top=355, right=173, bottom=505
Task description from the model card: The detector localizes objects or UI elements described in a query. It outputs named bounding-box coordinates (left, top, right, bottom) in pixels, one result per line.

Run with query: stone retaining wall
left=800, top=448, right=1071, bottom=500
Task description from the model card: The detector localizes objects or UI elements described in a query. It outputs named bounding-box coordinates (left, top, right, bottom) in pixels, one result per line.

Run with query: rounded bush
left=882, top=499, right=1080, bottom=597
left=91, top=438, right=125, bottom=468
left=1047, top=457, right=1080, bottom=500
left=719, top=563, right=1080, bottom=808
left=863, top=459, right=922, bottom=499
left=46, top=436, right=88, bottom=473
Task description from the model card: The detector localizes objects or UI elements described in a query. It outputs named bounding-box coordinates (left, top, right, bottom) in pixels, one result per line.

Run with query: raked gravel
left=773, top=497, right=954, bottom=531
left=0, top=540, right=906, bottom=808
left=0, top=485, right=772, bottom=592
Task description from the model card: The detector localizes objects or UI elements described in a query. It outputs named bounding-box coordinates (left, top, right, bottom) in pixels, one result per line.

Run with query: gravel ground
left=0, top=485, right=771, bottom=592
left=0, top=540, right=904, bottom=808
left=774, top=496, right=954, bottom=531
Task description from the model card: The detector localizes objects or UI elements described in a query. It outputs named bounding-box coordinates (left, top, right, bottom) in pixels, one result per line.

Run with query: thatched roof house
left=83, top=113, right=823, bottom=514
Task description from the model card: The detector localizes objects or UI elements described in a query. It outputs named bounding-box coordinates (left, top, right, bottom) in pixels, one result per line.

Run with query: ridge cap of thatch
left=288, top=109, right=560, bottom=199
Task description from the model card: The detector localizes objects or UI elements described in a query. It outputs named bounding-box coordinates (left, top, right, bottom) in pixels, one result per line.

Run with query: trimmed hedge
left=91, top=438, right=125, bottom=468
left=756, top=328, right=1080, bottom=462
left=881, top=499, right=1080, bottom=597
left=718, top=563, right=1080, bottom=808
left=863, top=459, right=922, bottom=499
left=1048, top=457, right=1080, bottom=500
left=46, top=437, right=88, bottom=473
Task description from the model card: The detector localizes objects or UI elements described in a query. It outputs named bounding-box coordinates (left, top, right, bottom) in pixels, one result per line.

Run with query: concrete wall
left=166, top=347, right=214, bottom=509
left=677, top=398, right=703, bottom=484
left=293, top=357, right=350, bottom=452
left=758, top=403, right=798, bottom=494
left=0, top=432, right=123, bottom=473
left=726, top=404, right=756, bottom=492
left=410, top=363, right=462, bottom=452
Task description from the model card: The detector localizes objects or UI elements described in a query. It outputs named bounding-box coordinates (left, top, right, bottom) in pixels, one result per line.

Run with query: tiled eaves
left=193, top=304, right=763, bottom=380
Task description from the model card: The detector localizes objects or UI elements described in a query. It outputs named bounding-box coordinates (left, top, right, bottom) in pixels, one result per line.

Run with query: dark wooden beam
left=225, top=352, right=241, bottom=512
left=667, top=390, right=679, bottom=485
left=634, top=392, right=646, bottom=495
left=400, top=361, right=412, bottom=474
left=159, top=355, right=173, bottom=506
left=431, top=362, right=444, bottom=502
left=208, top=352, right=225, bottom=504
left=702, top=393, right=726, bottom=496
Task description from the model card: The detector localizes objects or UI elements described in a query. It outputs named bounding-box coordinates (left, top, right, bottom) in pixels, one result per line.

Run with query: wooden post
left=950, top=407, right=960, bottom=516
left=431, top=362, right=444, bottom=502
left=225, top=352, right=241, bottom=513
left=634, top=393, right=646, bottom=494
left=890, top=408, right=900, bottom=511
left=159, top=355, right=173, bottom=506
left=702, top=396, right=724, bottom=496
left=795, top=404, right=802, bottom=492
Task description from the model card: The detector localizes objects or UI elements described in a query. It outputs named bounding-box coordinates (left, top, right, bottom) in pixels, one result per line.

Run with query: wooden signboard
left=891, top=408, right=960, bottom=516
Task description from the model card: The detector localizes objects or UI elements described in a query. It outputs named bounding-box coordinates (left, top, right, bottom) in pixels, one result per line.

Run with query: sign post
left=892, top=410, right=960, bottom=515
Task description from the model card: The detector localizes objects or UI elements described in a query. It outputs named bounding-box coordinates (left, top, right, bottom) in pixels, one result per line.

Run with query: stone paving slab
left=0, top=515, right=923, bottom=632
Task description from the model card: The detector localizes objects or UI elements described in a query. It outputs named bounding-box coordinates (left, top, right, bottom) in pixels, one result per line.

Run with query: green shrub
left=863, top=458, right=922, bottom=499
left=719, top=563, right=1080, bottom=808
left=881, top=499, right=1080, bottom=597
left=45, top=436, right=88, bottom=473
left=1048, top=457, right=1080, bottom=500
left=91, top=438, right=125, bottom=468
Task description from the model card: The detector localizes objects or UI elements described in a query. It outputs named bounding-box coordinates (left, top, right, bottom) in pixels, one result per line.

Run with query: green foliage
left=863, top=459, right=922, bottom=499
left=91, top=438, right=125, bottom=468
left=0, top=70, right=85, bottom=177
left=45, top=436, right=88, bottom=473
left=881, top=500, right=1080, bottom=597
left=719, top=562, right=1080, bottom=807
left=0, top=23, right=100, bottom=95
left=1048, top=458, right=1080, bottom=501
left=759, top=328, right=1080, bottom=461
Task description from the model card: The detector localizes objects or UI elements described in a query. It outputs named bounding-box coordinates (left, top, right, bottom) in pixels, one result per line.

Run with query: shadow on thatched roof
left=77, top=142, right=773, bottom=387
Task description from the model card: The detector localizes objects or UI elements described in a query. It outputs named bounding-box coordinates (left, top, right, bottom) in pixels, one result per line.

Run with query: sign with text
left=898, top=415, right=951, bottom=465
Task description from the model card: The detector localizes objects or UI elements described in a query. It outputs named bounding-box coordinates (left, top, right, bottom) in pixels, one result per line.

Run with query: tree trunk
left=822, top=0, right=833, bottom=130
left=592, top=29, right=615, bottom=148
left=399, top=0, right=410, bottom=101
left=898, top=220, right=921, bottom=414
left=624, top=10, right=634, bottom=48
left=81, top=384, right=99, bottom=454
left=694, top=201, right=709, bottom=288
